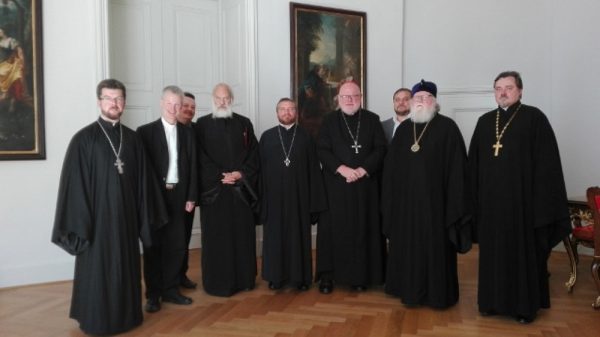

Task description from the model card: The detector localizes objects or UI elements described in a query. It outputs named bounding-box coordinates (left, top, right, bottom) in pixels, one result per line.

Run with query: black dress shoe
left=352, top=285, right=367, bottom=292
left=297, top=284, right=309, bottom=291
left=162, top=292, right=193, bottom=305
left=144, top=298, right=161, bottom=313
left=319, top=279, right=333, bottom=294
left=268, top=281, right=282, bottom=290
left=479, top=310, right=496, bottom=317
left=516, top=315, right=534, bottom=324
left=180, top=276, right=197, bottom=289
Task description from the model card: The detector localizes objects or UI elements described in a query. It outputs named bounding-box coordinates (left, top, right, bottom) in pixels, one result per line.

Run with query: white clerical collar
left=279, top=123, right=295, bottom=130
left=161, top=117, right=177, bottom=130
left=99, top=114, right=119, bottom=126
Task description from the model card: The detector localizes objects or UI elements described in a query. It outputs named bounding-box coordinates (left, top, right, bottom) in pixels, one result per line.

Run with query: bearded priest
left=381, top=79, right=471, bottom=309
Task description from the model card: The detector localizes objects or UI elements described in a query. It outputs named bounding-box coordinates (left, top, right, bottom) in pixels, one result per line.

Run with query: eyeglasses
left=412, top=94, right=434, bottom=103
left=100, top=96, right=125, bottom=104
left=339, top=94, right=362, bottom=101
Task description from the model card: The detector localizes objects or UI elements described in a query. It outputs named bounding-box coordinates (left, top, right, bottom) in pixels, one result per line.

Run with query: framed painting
left=290, top=2, right=366, bottom=138
left=0, top=0, right=44, bottom=160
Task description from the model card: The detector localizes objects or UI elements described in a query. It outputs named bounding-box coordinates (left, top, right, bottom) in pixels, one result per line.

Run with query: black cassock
left=194, top=113, right=259, bottom=296
left=259, top=124, right=326, bottom=287
left=381, top=114, right=470, bottom=308
left=469, top=102, right=570, bottom=318
left=52, top=118, right=167, bottom=335
left=316, top=109, right=386, bottom=286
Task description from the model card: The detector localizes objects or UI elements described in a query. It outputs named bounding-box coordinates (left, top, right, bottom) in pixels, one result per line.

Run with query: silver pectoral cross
left=115, top=158, right=125, bottom=174
left=351, top=142, right=362, bottom=154
left=284, top=158, right=291, bottom=167
left=492, top=140, right=503, bottom=157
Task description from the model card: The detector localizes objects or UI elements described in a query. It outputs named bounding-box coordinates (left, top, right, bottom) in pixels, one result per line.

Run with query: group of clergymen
left=51, top=70, right=571, bottom=335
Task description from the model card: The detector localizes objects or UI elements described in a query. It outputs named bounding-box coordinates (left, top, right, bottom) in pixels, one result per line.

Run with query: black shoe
left=319, top=279, right=333, bottom=294
left=162, top=292, right=193, bottom=305
left=180, top=276, right=197, bottom=289
left=352, top=285, right=367, bottom=292
left=144, top=297, right=161, bottom=313
left=297, top=284, right=309, bottom=291
left=268, top=281, right=282, bottom=290
left=516, top=315, right=534, bottom=324
left=480, top=310, right=496, bottom=317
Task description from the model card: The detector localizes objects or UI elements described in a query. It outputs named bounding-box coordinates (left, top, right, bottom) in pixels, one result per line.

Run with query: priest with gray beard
left=381, top=79, right=471, bottom=309
left=193, top=83, right=259, bottom=296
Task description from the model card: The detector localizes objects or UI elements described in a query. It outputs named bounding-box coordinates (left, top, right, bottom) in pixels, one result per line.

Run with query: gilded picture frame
left=0, top=0, right=45, bottom=160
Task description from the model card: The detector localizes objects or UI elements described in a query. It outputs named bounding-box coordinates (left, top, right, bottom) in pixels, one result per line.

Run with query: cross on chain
left=492, top=141, right=503, bottom=157
left=115, top=158, right=125, bottom=174
left=351, top=142, right=362, bottom=154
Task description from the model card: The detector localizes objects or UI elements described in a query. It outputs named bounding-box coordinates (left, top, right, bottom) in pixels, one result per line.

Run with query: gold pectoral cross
left=492, top=140, right=503, bottom=157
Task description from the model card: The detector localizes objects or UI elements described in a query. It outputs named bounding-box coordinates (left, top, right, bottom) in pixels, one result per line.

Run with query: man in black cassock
left=259, top=98, right=326, bottom=291
left=316, top=80, right=386, bottom=294
left=175, top=91, right=199, bottom=290
left=469, top=71, right=570, bottom=323
left=51, top=79, right=167, bottom=335
left=194, top=83, right=259, bottom=296
left=381, top=80, right=471, bottom=308
left=137, top=85, right=197, bottom=312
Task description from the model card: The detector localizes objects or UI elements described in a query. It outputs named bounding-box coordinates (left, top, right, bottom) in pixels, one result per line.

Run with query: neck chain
left=411, top=118, right=432, bottom=152
left=96, top=120, right=124, bottom=174
left=277, top=124, right=297, bottom=167
left=341, top=110, right=362, bottom=154
left=493, top=104, right=521, bottom=157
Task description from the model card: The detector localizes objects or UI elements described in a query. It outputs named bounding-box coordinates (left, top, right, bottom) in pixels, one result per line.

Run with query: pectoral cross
left=115, top=158, right=125, bottom=174
left=351, top=142, right=362, bottom=154
left=492, top=140, right=503, bottom=157
left=284, top=158, right=291, bottom=167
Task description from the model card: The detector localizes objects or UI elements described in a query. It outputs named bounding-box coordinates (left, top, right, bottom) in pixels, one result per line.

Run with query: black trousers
left=143, top=185, right=187, bottom=299
left=180, top=209, right=195, bottom=279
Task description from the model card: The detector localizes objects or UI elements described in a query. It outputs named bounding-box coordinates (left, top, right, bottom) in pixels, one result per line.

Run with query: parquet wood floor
left=1, top=246, right=599, bottom=336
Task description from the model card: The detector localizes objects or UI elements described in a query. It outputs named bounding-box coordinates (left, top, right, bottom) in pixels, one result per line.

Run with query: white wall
left=0, top=1, right=102, bottom=287
left=1, top=0, right=598, bottom=288
left=550, top=0, right=600, bottom=196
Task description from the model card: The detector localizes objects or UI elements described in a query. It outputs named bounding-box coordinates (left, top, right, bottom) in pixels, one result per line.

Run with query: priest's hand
left=221, top=171, right=242, bottom=185
left=185, top=201, right=195, bottom=212
left=336, top=165, right=360, bottom=183
left=355, top=167, right=369, bottom=179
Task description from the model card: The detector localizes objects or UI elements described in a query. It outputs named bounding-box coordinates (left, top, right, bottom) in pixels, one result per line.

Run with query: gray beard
left=410, top=105, right=437, bottom=123
left=211, top=104, right=233, bottom=119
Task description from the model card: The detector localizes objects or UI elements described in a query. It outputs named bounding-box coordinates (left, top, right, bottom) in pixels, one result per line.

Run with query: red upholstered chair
left=564, top=186, right=600, bottom=309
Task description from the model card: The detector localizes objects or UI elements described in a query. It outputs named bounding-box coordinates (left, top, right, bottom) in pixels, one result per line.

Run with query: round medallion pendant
left=411, top=143, right=420, bottom=152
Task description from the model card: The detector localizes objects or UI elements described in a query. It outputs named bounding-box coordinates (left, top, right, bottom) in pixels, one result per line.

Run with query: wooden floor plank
left=1, top=247, right=599, bottom=337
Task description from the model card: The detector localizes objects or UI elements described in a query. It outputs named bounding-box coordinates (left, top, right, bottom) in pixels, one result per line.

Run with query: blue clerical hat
left=411, top=79, right=437, bottom=97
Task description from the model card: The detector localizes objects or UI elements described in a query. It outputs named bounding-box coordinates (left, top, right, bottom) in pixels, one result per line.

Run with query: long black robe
left=381, top=114, right=470, bottom=308
left=52, top=118, right=167, bottom=335
left=259, top=124, right=327, bottom=287
left=316, top=109, right=386, bottom=286
left=469, top=102, right=571, bottom=318
left=194, top=113, right=259, bottom=296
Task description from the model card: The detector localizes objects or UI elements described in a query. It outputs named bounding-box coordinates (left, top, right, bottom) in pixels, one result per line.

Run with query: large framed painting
left=290, top=2, right=366, bottom=138
left=0, top=0, right=44, bottom=160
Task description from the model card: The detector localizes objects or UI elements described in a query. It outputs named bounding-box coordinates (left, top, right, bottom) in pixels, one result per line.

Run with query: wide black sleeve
left=317, top=114, right=344, bottom=174
left=531, top=110, right=570, bottom=247
left=443, top=120, right=472, bottom=253
left=51, top=132, right=93, bottom=255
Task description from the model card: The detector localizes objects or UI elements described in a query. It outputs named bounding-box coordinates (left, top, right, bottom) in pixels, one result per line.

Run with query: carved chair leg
left=564, top=237, right=578, bottom=292
left=591, top=257, right=600, bottom=309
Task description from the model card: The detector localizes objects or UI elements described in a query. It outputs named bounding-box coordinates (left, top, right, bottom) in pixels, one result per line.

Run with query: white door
left=104, top=0, right=257, bottom=249
left=106, top=0, right=256, bottom=129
